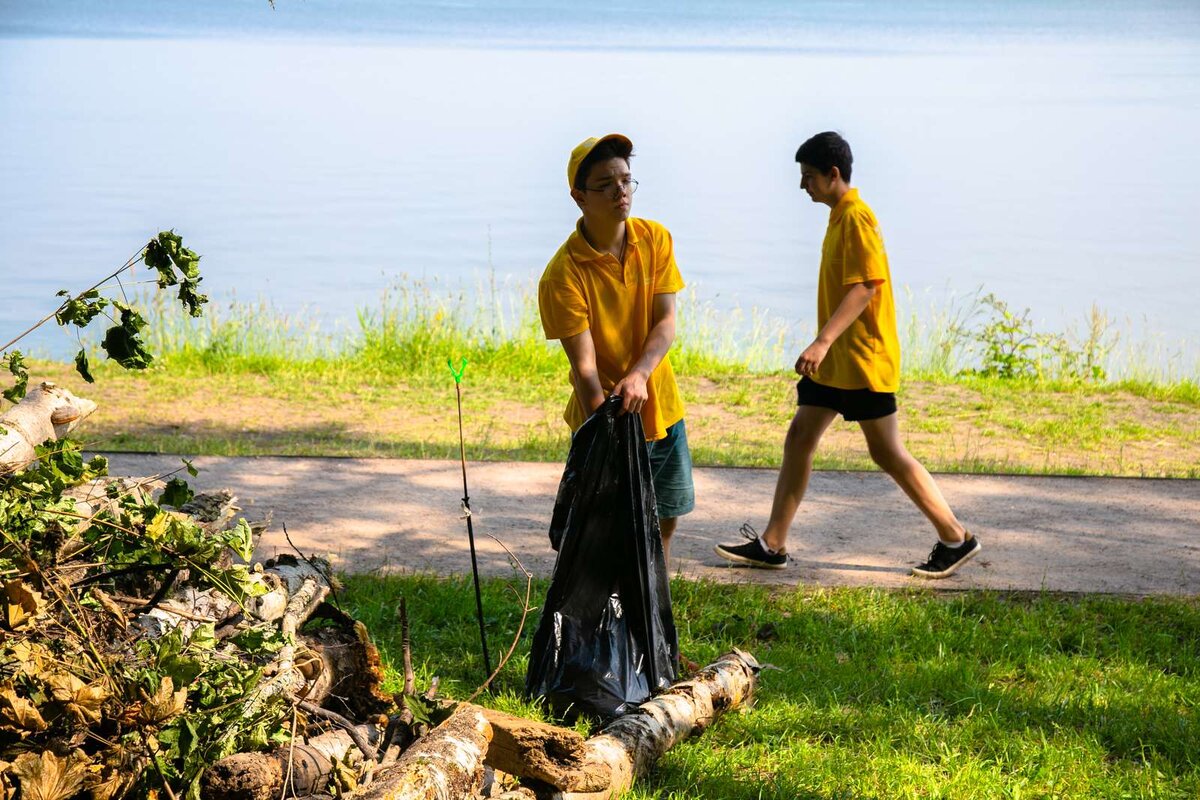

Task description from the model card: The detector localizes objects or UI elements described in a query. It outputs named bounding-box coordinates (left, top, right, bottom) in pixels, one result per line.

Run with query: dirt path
left=101, top=453, right=1200, bottom=595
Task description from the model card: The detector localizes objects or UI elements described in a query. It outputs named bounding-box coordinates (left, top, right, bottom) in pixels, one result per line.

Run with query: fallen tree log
left=203, top=722, right=384, bottom=800
left=352, top=704, right=493, bottom=800
left=545, top=649, right=760, bottom=800
left=475, top=706, right=606, bottom=793
left=0, top=382, right=96, bottom=474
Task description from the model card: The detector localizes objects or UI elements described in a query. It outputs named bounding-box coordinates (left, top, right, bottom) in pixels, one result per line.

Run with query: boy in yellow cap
left=715, top=131, right=979, bottom=579
left=538, top=134, right=693, bottom=563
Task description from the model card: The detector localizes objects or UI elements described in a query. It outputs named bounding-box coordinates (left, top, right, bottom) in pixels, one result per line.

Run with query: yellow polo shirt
left=814, top=188, right=900, bottom=392
left=538, top=217, right=686, bottom=440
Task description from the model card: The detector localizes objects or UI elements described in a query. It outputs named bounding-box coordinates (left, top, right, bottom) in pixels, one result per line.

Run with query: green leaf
left=182, top=458, right=198, bottom=477
left=74, top=349, right=95, bottom=383
left=143, top=238, right=177, bottom=286
left=54, top=289, right=108, bottom=328
left=160, top=478, right=194, bottom=509
left=3, top=351, right=29, bottom=403
left=178, top=279, right=208, bottom=317
left=101, top=302, right=153, bottom=370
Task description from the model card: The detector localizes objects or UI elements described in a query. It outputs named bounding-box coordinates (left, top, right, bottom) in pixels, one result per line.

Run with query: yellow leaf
left=0, top=685, right=48, bottom=734
left=47, top=673, right=109, bottom=725
left=137, top=677, right=186, bottom=725
left=144, top=511, right=170, bottom=542
left=10, top=750, right=92, bottom=800
left=4, top=579, right=46, bottom=630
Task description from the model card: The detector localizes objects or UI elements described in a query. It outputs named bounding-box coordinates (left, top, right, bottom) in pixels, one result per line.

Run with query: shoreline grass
left=12, top=282, right=1200, bottom=478
left=343, top=573, right=1200, bottom=799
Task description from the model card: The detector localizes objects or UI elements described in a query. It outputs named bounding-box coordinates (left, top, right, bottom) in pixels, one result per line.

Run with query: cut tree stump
left=473, top=706, right=607, bottom=793
left=0, top=382, right=96, bottom=474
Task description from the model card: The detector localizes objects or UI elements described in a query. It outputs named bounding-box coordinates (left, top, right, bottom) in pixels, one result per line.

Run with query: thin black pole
left=451, top=366, right=492, bottom=684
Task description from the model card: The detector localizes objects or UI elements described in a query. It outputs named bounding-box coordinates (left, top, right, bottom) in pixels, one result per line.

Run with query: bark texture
left=474, top=706, right=605, bottom=793
left=0, top=382, right=96, bottom=473
left=203, top=724, right=383, bottom=800
left=552, top=649, right=760, bottom=800
left=353, top=704, right=493, bottom=800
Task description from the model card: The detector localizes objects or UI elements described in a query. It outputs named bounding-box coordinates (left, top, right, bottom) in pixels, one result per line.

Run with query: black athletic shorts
left=796, top=377, right=896, bottom=422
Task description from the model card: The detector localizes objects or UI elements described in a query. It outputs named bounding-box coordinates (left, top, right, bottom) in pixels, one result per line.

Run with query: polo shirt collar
left=829, top=188, right=859, bottom=223
left=567, top=218, right=639, bottom=263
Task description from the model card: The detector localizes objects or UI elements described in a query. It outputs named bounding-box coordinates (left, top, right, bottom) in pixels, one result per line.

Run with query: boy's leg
left=761, top=405, right=839, bottom=551
left=660, top=516, right=677, bottom=564
left=647, top=420, right=695, bottom=569
left=715, top=404, right=837, bottom=567
left=857, top=413, right=965, bottom=541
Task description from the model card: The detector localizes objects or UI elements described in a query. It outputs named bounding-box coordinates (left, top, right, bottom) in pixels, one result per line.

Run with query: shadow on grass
left=339, top=574, right=1200, bottom=799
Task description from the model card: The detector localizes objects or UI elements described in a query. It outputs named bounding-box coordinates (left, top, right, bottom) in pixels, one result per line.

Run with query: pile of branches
left=0, top=420, right=408, bottom=799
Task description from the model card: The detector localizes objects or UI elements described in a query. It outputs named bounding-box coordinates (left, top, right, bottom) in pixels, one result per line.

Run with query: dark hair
left=795, top=131, right=852, bottom=182
left=574, top=138, right=634, bottom=190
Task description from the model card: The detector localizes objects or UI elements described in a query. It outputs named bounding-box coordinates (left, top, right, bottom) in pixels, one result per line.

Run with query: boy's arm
left=795, top=281, right=878, bottom=377
left=612, top=292, right=677, bottom=415
left=559, top=329, right=607, bottom=415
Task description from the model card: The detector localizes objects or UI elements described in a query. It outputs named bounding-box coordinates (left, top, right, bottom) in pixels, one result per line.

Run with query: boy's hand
left=612, top=370, right=649, bottom=415
left=795, top=340, right=830, bottom=377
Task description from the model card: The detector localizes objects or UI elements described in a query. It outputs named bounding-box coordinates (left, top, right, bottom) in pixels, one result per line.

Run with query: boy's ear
left=829, top=165, right=842, bottom=184
left=570, top=188, right=586, bottom=208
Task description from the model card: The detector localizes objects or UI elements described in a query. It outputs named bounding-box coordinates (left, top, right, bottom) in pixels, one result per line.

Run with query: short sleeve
left=841, top=210, right=889, bottom=286
left=652, top=224, right=685, bottom=294
left=538, top=277, right=590, bottom=340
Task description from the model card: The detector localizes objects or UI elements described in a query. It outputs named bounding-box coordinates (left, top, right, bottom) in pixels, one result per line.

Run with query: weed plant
left=135, top=279, right=1198, bottom=388
left=343, top=573, right=1200, bottom=799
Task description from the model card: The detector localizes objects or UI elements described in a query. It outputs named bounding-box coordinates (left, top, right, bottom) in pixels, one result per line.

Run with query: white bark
left=0, top=382, right=96, bottom=474
left=353, top=704, right=493, bottom=800
left=551, top=649, right=761, bottom=800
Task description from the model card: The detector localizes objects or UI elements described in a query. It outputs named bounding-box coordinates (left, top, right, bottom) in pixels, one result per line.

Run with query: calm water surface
left=2, top=1, right=1198, bottom=371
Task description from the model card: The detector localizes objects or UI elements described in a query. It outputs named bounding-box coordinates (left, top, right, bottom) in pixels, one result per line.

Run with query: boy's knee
left=869, top=443, right=909, bottom=474
left=785, top=417, right=820, bottom=454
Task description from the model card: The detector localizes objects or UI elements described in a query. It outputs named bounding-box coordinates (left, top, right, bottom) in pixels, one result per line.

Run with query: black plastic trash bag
left=525, top=396, right=678, bottom=720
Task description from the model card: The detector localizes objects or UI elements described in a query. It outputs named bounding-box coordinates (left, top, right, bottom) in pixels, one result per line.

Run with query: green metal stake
left=447, top=357, right=492, bottom=684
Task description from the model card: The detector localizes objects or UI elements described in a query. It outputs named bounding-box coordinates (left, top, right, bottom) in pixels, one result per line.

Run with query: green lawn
left=342, top=574, right=1200, bottom=800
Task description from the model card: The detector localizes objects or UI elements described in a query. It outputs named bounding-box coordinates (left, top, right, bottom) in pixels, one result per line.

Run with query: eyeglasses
left=583, top=178, right=639, bottom=197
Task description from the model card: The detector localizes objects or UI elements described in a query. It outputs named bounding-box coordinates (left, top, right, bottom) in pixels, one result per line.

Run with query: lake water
left=2, top=1, right=1199, bottom=373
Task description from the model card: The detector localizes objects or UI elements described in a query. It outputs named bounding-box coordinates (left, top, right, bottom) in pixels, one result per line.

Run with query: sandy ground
left=101, top=453, right=1200, bottom=596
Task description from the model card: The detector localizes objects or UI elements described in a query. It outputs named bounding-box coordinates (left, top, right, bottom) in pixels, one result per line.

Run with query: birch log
left=202, top=723, right=383, bottom=800
left=551, top=649, right=760, bottom=800
left=0, top=382, right=96, bottom=474
left=352, top=704, right=493, bottom=800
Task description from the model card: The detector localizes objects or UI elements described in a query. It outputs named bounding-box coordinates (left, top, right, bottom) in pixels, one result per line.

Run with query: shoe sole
left=911, top=542, right=981, bottom=579
left=713, top=545, right=788, bottom=570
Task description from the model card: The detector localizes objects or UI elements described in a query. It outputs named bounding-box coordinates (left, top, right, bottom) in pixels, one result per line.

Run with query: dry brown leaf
left=137, top=677, right=186, bottom=725
left=88, top=589, right=128, bottom=631
left=6, top=641, right=50, bottom=677
left=0, top=685, right=48, bottom=734
left=10, top=750, right=93, bottom=800
left=0, top=760, right=13, bottom=800
left=47, top=673, right=109, bottom=725
left=4, top=579, right=46, bottom=630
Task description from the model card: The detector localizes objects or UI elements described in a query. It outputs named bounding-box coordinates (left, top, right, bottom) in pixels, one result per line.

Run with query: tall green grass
left=132, top=279, right=1199, bottom=392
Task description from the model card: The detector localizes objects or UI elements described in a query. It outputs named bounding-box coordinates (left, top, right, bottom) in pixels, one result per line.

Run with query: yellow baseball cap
left=567, top=133, right=633, bottom=188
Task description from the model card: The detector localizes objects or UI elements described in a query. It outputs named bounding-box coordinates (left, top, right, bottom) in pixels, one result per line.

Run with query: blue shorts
left=646, top=419, right=695, bottom=519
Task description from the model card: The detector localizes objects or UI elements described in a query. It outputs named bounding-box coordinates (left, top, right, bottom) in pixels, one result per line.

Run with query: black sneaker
left=911, top=532, right=981, bottom=579
left=714, top=523, right=788, bottom=570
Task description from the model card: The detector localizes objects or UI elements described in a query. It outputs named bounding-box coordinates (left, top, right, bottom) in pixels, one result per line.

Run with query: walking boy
left=538, top=134, right=694, bottom=563
left=715, top=131, right=979, bottom=578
